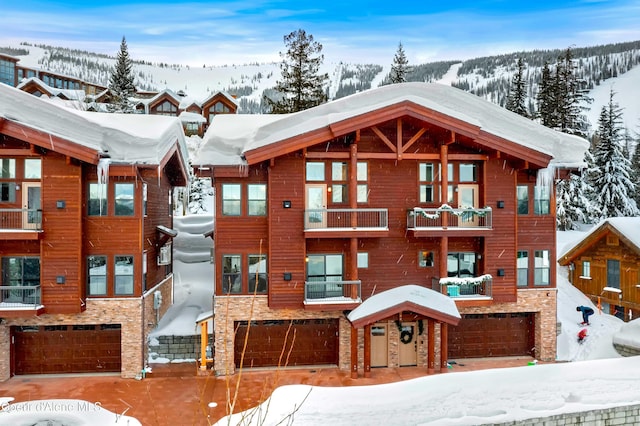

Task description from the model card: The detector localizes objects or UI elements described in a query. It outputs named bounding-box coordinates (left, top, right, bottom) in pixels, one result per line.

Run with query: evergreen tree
left=555, top=173, right=591, bottom=230
left=188, top=176, right=213, bottom=214
left=588, top=89, right=639, bottom=220
left=536, top=61, right=556, bottom=127
left=555, top=48, right=591, bottom=137
left=388, top=42, right=410, bottom=84
left=264, top=29, right=329, bottom=113
left=108, top=36, right=137, bottom=113
left=629, top=128, right=640, bottom=208
left=506, top=58, right=529, bottom=118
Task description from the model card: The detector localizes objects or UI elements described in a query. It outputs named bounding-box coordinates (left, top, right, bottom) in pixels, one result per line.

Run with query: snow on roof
left=347, top=284, right=460, bottom=326
left=179, top=111, right=206, bottom=123
left=559, top=217, right=640, bottom=259
left=16, top=77, right=86, bottom=101
left=0, top=83, right=188, bottom=166
left=197, top=82, right=589, bottom=166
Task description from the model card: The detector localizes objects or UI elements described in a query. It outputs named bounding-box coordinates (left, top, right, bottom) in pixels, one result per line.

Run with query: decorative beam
left=396, top=119, right=403, bottom=160
left=370, top=126, right=396, bottom=153
left=402, top=127, right=427, bottom=153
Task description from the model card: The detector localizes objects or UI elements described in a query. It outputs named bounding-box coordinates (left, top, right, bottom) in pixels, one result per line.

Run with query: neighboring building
left=0, top=83, right=189, bottom=380
left=558, top=217, right=640, bottom=321
left=194, top=82, right=589, bottom=377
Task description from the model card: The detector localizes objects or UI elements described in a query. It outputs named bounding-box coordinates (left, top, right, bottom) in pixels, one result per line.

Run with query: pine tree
left=264, top=29, right=329, bottom=113
left=536, top=61, right=556, bottom=127
left=629, top=128, right=640, bottom=208
left=555, top=48, right=591, bottom=137
left=388, top=42, right=410, bottom=84
left=555, top=173, right=591, bottom=230
left=588, top=89, right=639, bottom=220
left=188, top=177, right=213, bottom=214
left=506, top=58, right=529, bottom=118
left=108, top=36, right=137, bottom=113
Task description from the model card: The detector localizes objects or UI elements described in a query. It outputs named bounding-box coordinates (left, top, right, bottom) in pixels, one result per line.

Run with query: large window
left=331, top=162, right=347, bottom=203
left=447, top=252, right=477, bottom=277
left=1, top=256, right=40, bottom=287
left=419, top=163, right=436, bottom=203
left=222, top=255, right=242, bottom=294
left=534, top=250, right=550, bottom=285
left=517, top=186, right=529, bottom=214
left=517, top=250, right=528, bottom=287
left=248, top=184, right=267, bottom=216
left=87, top=256, right=107, bottom=295
left=222, top=184, right=241, bottom=216
left=88, top=183, right=107, bottom=216
left=115, top=183, right=134, bottom=216
left=534, top=186, right=550, bottom=215
left=0, top=59, right=16, bottom=86
left=306, top=162, right=325, bottom=181
left=306, top=254, right=343, bottom=282
left=114, top=255, right=134, bottom=295
left=24, top=159, right=41, bottom=179
left=459, top=164, right=477, bottom=182
left=248, top=254, right=267, bottom=293
left=155, top=100, right=177, bottom=116
left=357, top=162, right=368, bottom=203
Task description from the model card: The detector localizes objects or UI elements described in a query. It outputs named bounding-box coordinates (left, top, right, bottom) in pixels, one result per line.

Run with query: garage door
left=12, top=324, right=121, bottom=375
left=234, top=319, right=338, bottom=368
left=448, top=313, right=534, bottom=358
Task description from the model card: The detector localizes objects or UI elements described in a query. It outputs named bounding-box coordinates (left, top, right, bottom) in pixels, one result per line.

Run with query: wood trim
left=370, top=126, right=396, bottom=152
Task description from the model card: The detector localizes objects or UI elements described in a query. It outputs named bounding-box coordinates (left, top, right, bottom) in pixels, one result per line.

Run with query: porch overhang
left=347, top=284, right=461, bottom=328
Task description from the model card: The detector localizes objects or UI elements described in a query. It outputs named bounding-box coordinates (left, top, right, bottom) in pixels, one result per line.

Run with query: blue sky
left=1, top=1, right=640, bottom=66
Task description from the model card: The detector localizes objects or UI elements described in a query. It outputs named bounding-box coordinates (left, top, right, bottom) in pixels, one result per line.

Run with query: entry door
left=305, top=184, right=327, bottom=228
left=22, top=182, right=41, bottom=229
left=457, top=184, right=479, bottom=227
left=370, top=324, right=388, bottom=367
left=607, top=259, right=620, bottom=289
left=398, top=322, right=417, bottom=366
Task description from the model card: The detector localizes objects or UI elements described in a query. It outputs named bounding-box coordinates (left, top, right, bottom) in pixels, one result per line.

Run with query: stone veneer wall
left=492, top=403, right=640, bottom=425
left=0, top=275, right=173, bottom=381
left=142, top=275, right=174, bottom=367
left=148, top=334, right=213, bottom=361
left=613, top=342, right=640, bottom=357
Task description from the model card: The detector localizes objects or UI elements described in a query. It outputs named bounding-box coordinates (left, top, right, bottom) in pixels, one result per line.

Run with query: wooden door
left=398, top=322, right=417, bottom=366
left=370, top=324, right=388, bottom=367
left=22, top=182, right=41, bottom=229
left=457, top=184, right=478, bottom=227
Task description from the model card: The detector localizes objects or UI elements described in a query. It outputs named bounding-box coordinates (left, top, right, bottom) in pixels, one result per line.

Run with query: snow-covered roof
left=196, top=82, right=589, bottom=167
left=0, top=82, right=189, bottom=167
left=559, top=217, right=640, bottom=260
left=347, top=284, right=460, bottom=327
left=179, top=111, right=206, bottom=123
left=17, top=76, right=86, bottom=101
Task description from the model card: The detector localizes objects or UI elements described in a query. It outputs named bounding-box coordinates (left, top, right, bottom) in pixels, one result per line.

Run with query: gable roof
left=196, top=82, right=589, bottom=168
left=0, top=83, right=189, bottom=183
left=347, top=284, right=461, bottom=328
left=17, top=77, right=86, bottom=101
left=558, top=217, right=640, bottom=265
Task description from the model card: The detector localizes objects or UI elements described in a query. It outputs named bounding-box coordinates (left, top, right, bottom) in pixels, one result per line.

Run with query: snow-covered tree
left=536, top=61, right=556, bottom=128
left=264, top=29, right=329, bottom=113
left=388, top=42, right=410, bottom=84
left=505, top=58, right=528, bottom=118
left=108, top=36, right=137, bottom=113
left=629, top=128, right=640, bottom=208
left=188, top=177, right=213, bottom=214
left=587, top=89, right=639, bottom=220
left=554, top=48, right=591, bottom=137
left=555, top=173, right=591, bottom=230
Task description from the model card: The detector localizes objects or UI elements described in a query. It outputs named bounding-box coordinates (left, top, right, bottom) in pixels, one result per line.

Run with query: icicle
left=536, top=165, right=555, bottom=189
left=97, top=158, right=110, bottom=215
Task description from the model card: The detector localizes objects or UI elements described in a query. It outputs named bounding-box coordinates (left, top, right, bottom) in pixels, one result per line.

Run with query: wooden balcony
left=304, top=208, right=389, bottom=238
left=407, top=206, right=492, bottom=236
left=432, top=275, right=493, bottom=300
left=0, top=209, right=43, bottom=240
left=0, top=285, right=45, bottom=317
left=304, top=280, right=361, bottom=309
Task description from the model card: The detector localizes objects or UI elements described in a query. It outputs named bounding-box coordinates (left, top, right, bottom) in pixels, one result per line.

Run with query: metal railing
left=304, top=208, right=388, bottom=231
left=0, top=209, right=42, bottom=230
left=407, top=207, right=492, bottom=229
left=431, top=276, right=492, bottom=298
left=304, top=280, right=361, bottom=303
left=0, top=285, right=42, bottom=307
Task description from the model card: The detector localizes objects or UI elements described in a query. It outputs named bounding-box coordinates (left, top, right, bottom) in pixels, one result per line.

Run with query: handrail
left=304, top=208, right=388, bottom=231
left=0, top=209, right=43, bottom=230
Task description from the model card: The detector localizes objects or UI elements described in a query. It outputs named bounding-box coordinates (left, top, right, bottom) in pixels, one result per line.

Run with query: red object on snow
left=577, top=328, right=588, bottom=341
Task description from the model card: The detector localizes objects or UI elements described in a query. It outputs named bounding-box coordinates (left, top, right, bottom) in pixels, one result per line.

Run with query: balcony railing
left=407, top=206, right=492, bottom=230
left=304, top=208, right=388, bottom=231
left=0, top=285, right=42, bottom=308
left=0, top=209, right=42, bottom=230
left=304, top=280, right=361, bottom=304
left=431, top=275, right=492, bottom=299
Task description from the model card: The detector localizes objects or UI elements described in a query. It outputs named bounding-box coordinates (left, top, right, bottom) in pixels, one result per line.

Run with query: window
left=155, top=100, right=177, bottom=115
left=419, top=163, right=435, bottom=203
left=459, top=164, right=477, bottom=182
left=447, top=252, right=476, bottom=277
left=222, top=184, right=241, bottom=216
left=0, top=183, right=15, bottom=202
left=0, top=58, right=15, bottom=86
left=87, top=256, right=107, bottom=295
left=1, top=256, right=40, bottom=287
left=248, top=254, right=267, bottom=293
left=307, top=254, right=343, bottom=281
left=581, top=260, right=591, bottom=278
left=88, top=183, right=107, bottom=216
left=306, top=162, right=325, bottom=181
left=114, top=255, right=134, bottom=295
left=517, top=251, right=528, bottom=287
left=357, top=252, right=369, bottom=268
left=24, top=159, right=41, bottom=179
left=1, top=159, right=15, bottom=179
left=213, top=102, right=230, bottom=113
left=534, top=186, right=550, bottom=215
left=517, top=186, right=529, bottom=214
left=115, top=183, right=134, bottom=216
left=222, top=255, right=242, bottom=294
left=357, top=162, right=368, bottom=203
left=143, top=183, right=148, bottom=216
left=419, top=251, right=434, bottom=267
left=331, top=162, right=347, bottom=203
left=248, top=184, right=267, bottom=216
left=534, top=250, right=550, bottom=285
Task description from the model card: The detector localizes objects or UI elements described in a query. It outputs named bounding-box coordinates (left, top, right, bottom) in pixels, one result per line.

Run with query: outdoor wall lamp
left=283, top=272, right=292, bottom=281
left=282, top=200, right=291, bottom=208
left=497, top=269, right=505, bottom=277
left=497, top=200, right=505, bottom=209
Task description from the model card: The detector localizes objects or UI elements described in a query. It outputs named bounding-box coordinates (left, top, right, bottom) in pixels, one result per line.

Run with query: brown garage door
left=13, top=324, right=121, bottom=375
left=234, top=319, right=338, bottom=368
left=448, top=313, right=534, bottom=358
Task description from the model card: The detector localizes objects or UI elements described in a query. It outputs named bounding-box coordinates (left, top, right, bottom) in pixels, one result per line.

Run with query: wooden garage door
left=234, top=319, right=338, bottom=368
left=448, top=313, right=534, bottom=358
left=13, top=324, right=121, bottom=375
